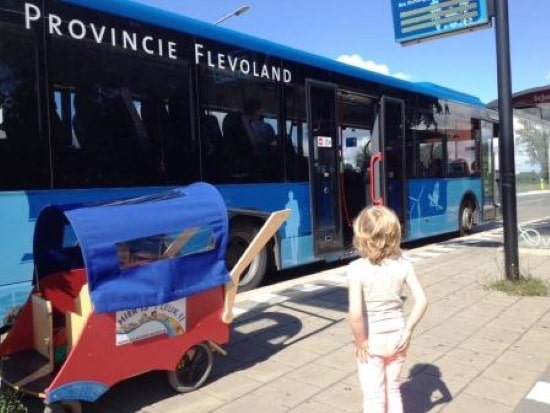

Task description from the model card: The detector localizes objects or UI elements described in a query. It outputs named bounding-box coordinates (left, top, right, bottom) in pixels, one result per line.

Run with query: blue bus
left=0, top=0, right=500, bottom=324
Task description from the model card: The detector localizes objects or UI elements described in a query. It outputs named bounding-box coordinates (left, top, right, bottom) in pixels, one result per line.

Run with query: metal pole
left=494, top=0, right=520, bottom=280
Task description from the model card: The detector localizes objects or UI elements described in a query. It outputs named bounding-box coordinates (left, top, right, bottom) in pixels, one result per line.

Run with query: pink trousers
left=356, top=330, right=406, bottom=413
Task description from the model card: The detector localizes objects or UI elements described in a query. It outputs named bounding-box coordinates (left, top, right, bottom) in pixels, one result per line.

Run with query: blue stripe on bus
left=405, top=178, right=482, bottom=240
left=0, top=183, right=312, bottom=321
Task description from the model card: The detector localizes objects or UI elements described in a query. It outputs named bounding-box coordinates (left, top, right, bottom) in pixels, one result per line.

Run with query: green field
left=516, top=181, right=547, bottom=193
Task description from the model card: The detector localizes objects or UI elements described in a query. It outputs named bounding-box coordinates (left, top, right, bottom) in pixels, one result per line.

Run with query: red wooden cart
left=0, top=183, right=288, bottom=412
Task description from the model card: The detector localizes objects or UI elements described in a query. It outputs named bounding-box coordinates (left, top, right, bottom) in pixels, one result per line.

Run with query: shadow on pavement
left=23, top=282, right=346, bottom=412
left=401, top=363, right=452, bottom=413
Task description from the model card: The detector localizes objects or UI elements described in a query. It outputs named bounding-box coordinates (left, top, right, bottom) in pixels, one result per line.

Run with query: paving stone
left=39, top=240, right=550, bottom=413
left=464, top=375, right=531, bottom=407
left=237, top=358, right=295, bottom=383
left=440, top=392, right=513, bottom=413
left=201, top=372, right=264, bottom=401
left=481, top=362, right=543, bottom=387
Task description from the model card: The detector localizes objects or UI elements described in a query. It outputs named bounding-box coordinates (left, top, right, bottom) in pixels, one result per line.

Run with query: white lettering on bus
left=49, top=14, right=63, bottom=36
left=24, top=3, right=177, bottom=60
left=218, top=53, right=226, bottom=70
left=23, top=3, right=291, bottom=82
left=207, top=51, right=216, bottom=68
left=271, top=67, right=281, bottom=82
left=261, top=65, right=269, bottom=79
left=284, top=69, right=291, bottom=82
left=228, top=55, right=239, bottom=72
left=194, top=43, right=204, bottom=64
left=252, top=61, right=260, bottom=77
left=142, top=36, right=154, bottom=55
left=157, top=38, right=163, bottom=57
left=167, top=41, right=176, bottom=59
left=194, top=43, right=292, bottom=83
left=111, top=28, right=117, bottom=47
left=68, top=19, right=86, bottom=39
left=90, top=23, right=106, bottom=43
left=122, top=31, right=137, bottom=51
left=240, top=59, right=250, bottom=74
left=24, top=3, right=40, bottom=29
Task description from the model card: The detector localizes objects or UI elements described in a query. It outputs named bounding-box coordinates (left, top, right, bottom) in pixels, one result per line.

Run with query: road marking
left=526, top=381, right=550, bottom=405
left=292, top=283, right=328, bottom=292
left=247, top=292, right=289, bottom=305
left=233, top=227, right=506, bottom=315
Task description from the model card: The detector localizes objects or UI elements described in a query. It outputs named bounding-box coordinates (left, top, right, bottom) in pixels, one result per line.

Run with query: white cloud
left=545, top=71, right=550, bottom=82
left=336, top=54, right=411, bottom=81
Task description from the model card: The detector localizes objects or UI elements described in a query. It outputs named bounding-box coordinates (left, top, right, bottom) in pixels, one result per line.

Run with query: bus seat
left=221, top=112, right=255, bottom=177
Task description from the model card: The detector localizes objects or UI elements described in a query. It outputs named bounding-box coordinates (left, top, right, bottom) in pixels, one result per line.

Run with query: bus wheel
left=167, top=343, right=214, bottom=393
left=226, top=224, right=268, bottom=292
left=459, top=199, right=475, bottom=236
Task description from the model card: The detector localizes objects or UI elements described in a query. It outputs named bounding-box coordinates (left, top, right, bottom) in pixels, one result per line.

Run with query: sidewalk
left=25, top=228, right=550, bottom=412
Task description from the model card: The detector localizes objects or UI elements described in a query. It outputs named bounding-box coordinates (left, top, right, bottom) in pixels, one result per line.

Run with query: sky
left=132, top=0, right=550, bottom=105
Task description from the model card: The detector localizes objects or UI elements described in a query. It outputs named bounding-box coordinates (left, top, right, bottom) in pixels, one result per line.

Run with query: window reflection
left=116, top=226, right=215, bottom=269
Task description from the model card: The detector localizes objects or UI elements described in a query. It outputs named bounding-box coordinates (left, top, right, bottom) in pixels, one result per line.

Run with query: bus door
left=375, top=96, right=407, bottom=230
left=306, top=80, right=343, bottom=256
left=481, top=120, right=499, bottom=220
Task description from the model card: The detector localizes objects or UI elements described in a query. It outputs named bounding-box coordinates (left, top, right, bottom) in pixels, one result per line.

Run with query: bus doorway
left=373, top=96, right=407, bottom=231
left=306, top=80, right=343, bottom=256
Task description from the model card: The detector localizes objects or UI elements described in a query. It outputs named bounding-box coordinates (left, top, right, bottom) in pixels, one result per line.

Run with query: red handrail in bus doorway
left=369, top=152, right=384, bottom=206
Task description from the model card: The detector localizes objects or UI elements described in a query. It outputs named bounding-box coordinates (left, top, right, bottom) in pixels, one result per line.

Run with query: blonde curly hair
left=352, top=205, right=402, bottom=264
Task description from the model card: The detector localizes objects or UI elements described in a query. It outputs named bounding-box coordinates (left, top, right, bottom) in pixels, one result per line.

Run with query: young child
left=347, top=205, right=428, bottom=413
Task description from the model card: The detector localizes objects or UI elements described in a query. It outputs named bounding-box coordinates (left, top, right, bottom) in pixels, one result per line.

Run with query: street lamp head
left=234, top=5, right=250, bottom=16
left=214, top=5, right=251, bottom=25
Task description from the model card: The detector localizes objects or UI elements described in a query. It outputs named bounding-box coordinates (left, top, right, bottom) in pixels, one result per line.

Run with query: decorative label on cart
left=115, top=298, right=187, bottom=346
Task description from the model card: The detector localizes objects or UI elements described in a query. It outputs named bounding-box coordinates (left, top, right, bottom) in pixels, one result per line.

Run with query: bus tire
left=459, top=198, right=475, bottom=236
left=226, top=223, right=268, bottom=292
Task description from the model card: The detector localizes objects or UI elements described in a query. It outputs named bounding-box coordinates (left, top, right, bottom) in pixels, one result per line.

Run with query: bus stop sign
left=391, top=0, right=491, bottom=45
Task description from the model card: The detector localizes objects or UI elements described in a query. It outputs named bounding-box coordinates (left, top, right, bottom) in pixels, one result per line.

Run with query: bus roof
left=62, top=0, right=485, bottom=108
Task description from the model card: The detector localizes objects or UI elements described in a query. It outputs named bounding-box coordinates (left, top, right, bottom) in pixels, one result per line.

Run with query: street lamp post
left=214, top=5, right=250, bottom=25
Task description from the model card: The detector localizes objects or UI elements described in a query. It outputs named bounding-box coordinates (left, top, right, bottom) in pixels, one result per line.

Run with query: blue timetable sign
left=391, top=0, right=491, bottom=45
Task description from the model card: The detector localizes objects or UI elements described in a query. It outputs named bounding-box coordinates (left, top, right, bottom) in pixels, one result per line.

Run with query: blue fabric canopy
left=33, top=183, right=230, bottom=313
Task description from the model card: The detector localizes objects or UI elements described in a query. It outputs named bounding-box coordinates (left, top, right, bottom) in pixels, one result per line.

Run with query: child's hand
left=395, top=329, right=412, bottom=353
left=354, top=340, right=369, bottom=363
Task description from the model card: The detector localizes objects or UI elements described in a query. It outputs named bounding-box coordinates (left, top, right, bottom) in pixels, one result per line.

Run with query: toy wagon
left=0, top=182, right=289, bottom=412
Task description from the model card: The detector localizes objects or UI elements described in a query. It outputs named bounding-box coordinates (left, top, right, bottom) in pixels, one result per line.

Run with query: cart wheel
left=44, top=400, right=82, bottom=413
left=167, top=342, right=214, bottom=393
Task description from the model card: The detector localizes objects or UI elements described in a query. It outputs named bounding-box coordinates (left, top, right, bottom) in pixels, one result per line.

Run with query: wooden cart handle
left=222, top=209, right=290, bottom=324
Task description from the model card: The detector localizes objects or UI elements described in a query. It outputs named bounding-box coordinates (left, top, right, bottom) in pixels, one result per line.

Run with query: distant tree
left=515, top=117, right=550, bottom=181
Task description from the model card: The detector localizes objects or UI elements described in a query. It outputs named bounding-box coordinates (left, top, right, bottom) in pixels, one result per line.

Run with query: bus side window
left=73, top=86, right=146, bottom=186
